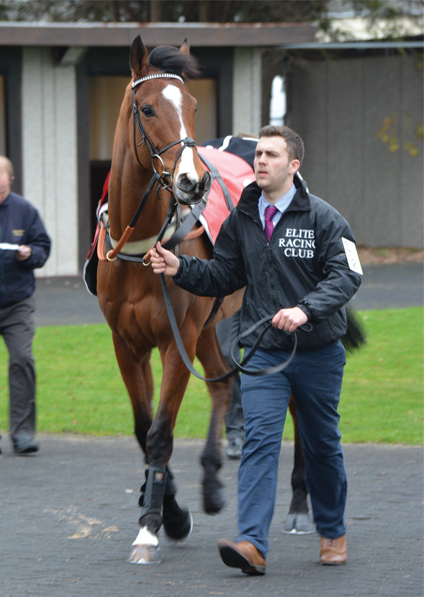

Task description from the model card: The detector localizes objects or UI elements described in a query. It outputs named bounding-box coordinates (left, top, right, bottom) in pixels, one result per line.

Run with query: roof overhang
left=0, top=21, right=317, bottom=47
left=280, top=39, right=424, bottom=50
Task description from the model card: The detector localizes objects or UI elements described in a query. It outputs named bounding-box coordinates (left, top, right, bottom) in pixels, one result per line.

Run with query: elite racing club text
left=279, top=228, right=315, bottom=259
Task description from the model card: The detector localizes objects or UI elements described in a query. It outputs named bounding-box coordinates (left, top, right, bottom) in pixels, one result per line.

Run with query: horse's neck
left=108, top=158, right=168, bottom=242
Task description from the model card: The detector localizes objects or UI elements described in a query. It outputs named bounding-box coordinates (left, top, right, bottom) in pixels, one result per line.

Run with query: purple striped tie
left=264, top=205, right=278, bottom=242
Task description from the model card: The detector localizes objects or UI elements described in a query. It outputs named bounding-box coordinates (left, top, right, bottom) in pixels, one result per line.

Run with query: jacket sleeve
left=173, top=211, right=247, bottom=297
left=297, top=210, right=362, bottom=322
left=19, top=208, right=51, bottom=270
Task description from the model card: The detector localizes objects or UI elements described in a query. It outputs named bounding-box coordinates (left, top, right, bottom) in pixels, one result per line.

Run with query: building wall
left=233, top=47, right=262, bottom=137
left=22, top=47, right=79, bottom=276
left=0, top=47, right=23, bottom=195
left=15, top=47, right=422, bottom=283
left=286, top=52, right=423, bottom=248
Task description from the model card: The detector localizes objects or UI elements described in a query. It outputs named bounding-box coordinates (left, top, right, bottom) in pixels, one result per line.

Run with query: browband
left=132, top=73, right=184, bottom=89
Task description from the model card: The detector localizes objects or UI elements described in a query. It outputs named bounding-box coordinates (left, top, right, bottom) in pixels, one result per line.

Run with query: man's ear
left=289, top=159, right=301, bottom=176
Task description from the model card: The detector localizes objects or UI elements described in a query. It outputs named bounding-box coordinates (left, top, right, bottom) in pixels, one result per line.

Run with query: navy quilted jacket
left=0, top=192, right=51, bottom=308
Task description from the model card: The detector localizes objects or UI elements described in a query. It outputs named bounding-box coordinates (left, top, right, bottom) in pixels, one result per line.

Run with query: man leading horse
left=150, top=124, right=363, bottom=575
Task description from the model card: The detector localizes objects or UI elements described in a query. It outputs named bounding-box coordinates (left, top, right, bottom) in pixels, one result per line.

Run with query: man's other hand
left=16, top=245, right=31, bottom=261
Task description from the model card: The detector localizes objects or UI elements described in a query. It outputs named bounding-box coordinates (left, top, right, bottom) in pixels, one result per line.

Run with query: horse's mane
left=147, top=45, right=200, bottom=81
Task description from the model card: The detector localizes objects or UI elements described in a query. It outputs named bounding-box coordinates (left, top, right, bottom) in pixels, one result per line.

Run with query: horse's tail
left=342, top=306, right=367, bottom=352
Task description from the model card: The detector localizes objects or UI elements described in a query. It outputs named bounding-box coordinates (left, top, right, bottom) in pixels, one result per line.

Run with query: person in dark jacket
left=150, top=126, right=362, bottom=574
left=0, top=156, right=51, bottom=454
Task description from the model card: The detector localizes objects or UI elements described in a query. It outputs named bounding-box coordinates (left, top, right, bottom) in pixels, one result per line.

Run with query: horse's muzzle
left=174, top=171, right=211, bottom=205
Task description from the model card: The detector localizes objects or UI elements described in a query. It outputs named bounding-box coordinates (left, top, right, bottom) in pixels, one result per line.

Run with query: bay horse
left=97, top=36, right=243, bottom=564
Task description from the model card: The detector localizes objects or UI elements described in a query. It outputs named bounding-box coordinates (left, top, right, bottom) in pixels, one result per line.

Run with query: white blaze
left=162, top=84, right=198, bottom=185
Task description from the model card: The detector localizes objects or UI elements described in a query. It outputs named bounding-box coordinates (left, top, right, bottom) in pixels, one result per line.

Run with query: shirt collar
left=258, top=183, right=297, bottom=220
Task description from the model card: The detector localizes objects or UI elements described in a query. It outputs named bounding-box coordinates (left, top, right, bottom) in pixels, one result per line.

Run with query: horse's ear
left=179, top=39, right=190, bottom=55
left=130, top=35, right=148, bottom=78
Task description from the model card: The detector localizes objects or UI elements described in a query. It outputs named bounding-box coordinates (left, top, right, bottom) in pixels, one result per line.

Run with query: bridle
left=132, top=73, right=197, bottom=182
left=105, top=72, right=204, bottom=262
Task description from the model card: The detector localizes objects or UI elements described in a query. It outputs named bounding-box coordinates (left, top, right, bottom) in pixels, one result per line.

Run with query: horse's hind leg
left=196, top=326, right=233, bottom=514
left=162, top=466, right=193, bottom=540
left=284, top=394, right=315, bottom=534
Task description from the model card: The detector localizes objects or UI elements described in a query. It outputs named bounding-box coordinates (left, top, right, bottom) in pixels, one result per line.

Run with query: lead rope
left=159, top=273, right=312, bottom=381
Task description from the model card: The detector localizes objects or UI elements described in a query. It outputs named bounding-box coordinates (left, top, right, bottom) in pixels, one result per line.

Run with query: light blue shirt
left=258, top=183, right=297, bottom=230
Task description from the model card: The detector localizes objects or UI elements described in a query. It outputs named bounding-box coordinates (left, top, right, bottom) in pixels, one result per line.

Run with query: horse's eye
left=141, top=105, right=155, bottom=118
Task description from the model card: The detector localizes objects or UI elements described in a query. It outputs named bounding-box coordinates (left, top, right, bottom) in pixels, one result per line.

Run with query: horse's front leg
left=196, top=326, right=233, bottom=514
left=131, top=340, right=194, bottom=563
left=112, top=333, right=154, bottom=454
left=284, top=394, right=315, bottom=534
left=111, top=334, right=161, bottom=563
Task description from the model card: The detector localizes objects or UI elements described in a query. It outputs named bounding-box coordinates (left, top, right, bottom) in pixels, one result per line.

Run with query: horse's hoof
left=203, top=490, right=225, bottom=515
left=283, top=513, right=315, bottom=535
left=128, top=544, right=161, bottom=564
left=163, top=508, right=193, bottom=541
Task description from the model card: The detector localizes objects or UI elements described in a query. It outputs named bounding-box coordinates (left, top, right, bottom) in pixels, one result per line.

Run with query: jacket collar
left=237, top=173, right=311, bottom=221
left=0, top=193, right=11, bottom=207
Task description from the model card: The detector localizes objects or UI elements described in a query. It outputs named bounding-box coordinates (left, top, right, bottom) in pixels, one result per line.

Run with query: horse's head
left=129, top=36, right=211, bottom=205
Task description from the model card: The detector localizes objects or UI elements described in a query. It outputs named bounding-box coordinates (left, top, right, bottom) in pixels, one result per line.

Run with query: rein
left=159, top=273, right=313, bottom=381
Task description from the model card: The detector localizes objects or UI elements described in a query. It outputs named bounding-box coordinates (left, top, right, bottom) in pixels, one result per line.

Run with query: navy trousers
left=237, top=340, right=347, bottom=558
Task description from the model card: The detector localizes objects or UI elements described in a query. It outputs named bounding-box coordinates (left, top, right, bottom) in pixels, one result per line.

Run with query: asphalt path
left=0, top=437, right=422, bottom=597
left=0, top=263, right=422, bottom=596
left=32, top=263, right=423, bottom=327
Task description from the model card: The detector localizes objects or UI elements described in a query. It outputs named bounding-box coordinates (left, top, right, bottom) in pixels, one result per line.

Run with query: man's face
left=0, top=168, right=12, bottom=204
left=254, top=136, right=300, bottom=199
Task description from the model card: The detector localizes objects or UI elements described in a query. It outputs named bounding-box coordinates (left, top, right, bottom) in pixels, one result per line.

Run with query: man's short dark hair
left=259, top=125, right=305, bottom=165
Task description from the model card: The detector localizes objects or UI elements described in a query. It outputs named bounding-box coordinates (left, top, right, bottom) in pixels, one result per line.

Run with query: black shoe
left=226, top=437, right=243, bottom=460
left=12, top=433, right=39, bottom=455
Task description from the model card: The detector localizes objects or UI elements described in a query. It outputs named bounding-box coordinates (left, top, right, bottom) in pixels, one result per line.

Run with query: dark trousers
left=237, top=341, right=347, bottom=558
left=215, top=311, right=244, bottom=441
left=0, top=296, right=36, bottom=439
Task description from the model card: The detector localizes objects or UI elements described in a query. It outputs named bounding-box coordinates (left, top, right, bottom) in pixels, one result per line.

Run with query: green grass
left=0, top=308, right=422, bottom=444
left=338, top=308, right=423, bottom=444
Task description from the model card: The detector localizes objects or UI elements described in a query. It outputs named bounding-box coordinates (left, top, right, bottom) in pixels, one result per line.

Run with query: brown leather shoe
left=218, top=539, right=266, bottom=575
left=319, top=534, right=348, bottom=565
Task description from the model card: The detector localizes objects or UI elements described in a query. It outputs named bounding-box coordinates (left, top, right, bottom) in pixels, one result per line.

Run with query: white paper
left=0, top=243, right=20, bottom=251
left=342, top=237, right=363, bottom=275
